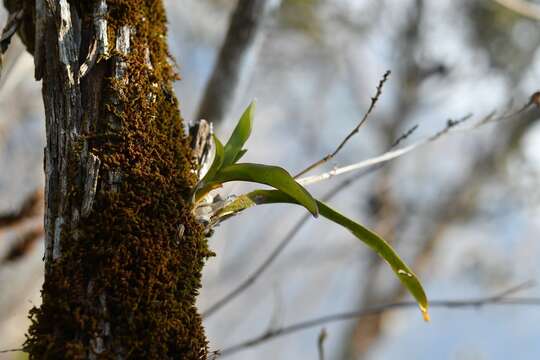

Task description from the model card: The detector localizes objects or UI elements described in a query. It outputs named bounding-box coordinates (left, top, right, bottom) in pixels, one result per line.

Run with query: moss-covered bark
left=4, top=0, right=212, bottom=358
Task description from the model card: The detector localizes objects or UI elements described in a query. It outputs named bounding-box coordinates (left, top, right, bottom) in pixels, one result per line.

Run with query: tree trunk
left=4, top=0, right=212, bottom=358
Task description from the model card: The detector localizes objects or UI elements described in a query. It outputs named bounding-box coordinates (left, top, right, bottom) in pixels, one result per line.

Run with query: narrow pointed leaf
left=233, top=149, right=248, bottom=163
left=201, top=134, right=225, bottom=184
left=223, top=101, right=255, bottom=166
left=206, top=163, right=319, bottom=217
left=229, top=189, right=429, bottom=320
left=316, top=201, right=429, bottom=320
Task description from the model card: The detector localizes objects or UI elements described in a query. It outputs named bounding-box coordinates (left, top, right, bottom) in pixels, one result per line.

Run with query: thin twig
left=0, top=348, right=23, bottom=354
left=297, top=98, right=536, bottom=186
left=317, top=328, right=327, bottom=360
left=218, top=282, right=536, bottom=357
left=390, top=124, right=418, bottom=148
left=202, top=126, right=419, bottom=318
left=491, top=0, right=540, bottom=21
left=294, top=70, right=391, bottom=178
left=0, top=190, right=43, bottom=227
left=297, top=114, right=473, bottom=186
left=192, top=0, right=279, bottom=140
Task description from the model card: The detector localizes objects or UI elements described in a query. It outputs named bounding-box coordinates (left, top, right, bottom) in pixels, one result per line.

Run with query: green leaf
left=317, top=201, right=429, bottom=320
left=223, top=101, right=255, bottom=167
left=214, top=193, right=258, bottom=220
left=224, top=189, right=429, bottom=320
left=201, top=134, right=225, bottom=184
left=206, top=163, right=319, bottom=217
left=233, top=149, right=248, bottom=163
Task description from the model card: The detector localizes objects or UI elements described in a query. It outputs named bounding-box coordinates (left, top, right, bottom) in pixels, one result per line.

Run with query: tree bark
left=4, top=0, right=212, bottom=358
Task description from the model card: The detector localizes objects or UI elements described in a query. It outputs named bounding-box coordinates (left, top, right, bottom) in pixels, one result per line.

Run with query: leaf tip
left=246, top=100, right=256, bottom=117
left=421, top=306, right=430, bottom=322
left=307, top=199, right=319, bottom=218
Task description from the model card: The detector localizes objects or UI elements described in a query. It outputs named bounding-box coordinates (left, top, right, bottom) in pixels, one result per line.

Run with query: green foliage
left=195, top=103, right=429, bottom=320
left=15, top=351, right=28, bottom=360
left=196, top=101, right=318, bottom=217
left=205, top=163, right=319, bottom=217
left=233, top=149, right=248, bottom=163
left=222, top=101, right=254, bottom=167
left=316, top=200, right=428, bottom=320
left=214, top=189, right=428, bottom=320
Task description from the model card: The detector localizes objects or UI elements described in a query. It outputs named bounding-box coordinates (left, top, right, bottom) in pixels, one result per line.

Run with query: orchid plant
left=192, top=102, right=429, bottom=321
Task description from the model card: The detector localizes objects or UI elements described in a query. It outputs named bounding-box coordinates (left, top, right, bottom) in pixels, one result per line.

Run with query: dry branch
left=0, top=190, right=42, bottom=228
left=297, top=97, right=536, bottom=187
left=218, top=282, right=537, bottom=357
left=317, top=328, right=327, bottom=360
left=193, top=0, right=279, bottom=140
left=294, top=70, right=391, bottom=178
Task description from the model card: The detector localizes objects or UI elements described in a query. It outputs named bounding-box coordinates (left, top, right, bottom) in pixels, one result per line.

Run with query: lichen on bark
left=4, top=0, right=212, bottom=358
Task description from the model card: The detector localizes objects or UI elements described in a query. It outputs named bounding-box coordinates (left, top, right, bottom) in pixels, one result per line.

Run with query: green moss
left=25, top=1, right=213, bottom=358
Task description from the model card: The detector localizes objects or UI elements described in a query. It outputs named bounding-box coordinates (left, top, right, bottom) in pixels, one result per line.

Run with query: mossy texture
left=24, top=0, right=212, bottom=358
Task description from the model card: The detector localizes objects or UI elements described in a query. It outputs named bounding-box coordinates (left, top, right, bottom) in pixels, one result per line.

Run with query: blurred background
left=2, top=0, right=540, bottom=359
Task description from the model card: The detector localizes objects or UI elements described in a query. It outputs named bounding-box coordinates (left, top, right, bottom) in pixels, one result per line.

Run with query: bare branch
left=297, top=97, right=536, bottom=187
left=318, top=328, right=327, bottom=360
left=0, top=9, right=23, bottom=56
left=1, top=226, right=42, bottom=264
left=296, top=114, right=472, bottom=186
left=491, top=0, right=540, bottom=21
left=390, top=124, right=418, bottom=148
left=0, top=190, right=42, bottom=228
left=0, top=348, right=23, bottom=354
left=193, top=0, right=279, bottom=141
left=294, top=70, right=391, bottom=178
left=218, top=282, right=537, bottom=357
left=202, top=126, right=419, bottom=318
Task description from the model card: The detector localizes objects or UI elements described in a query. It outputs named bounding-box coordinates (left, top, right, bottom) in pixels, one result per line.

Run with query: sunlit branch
left=297, top=97, right=536, bottom=187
